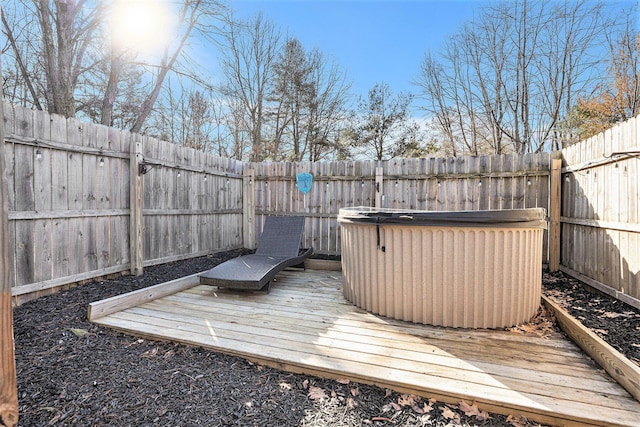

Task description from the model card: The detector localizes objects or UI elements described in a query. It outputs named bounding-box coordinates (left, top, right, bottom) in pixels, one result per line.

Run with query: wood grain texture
left=0, top=61, right=19, bottom=427
left=560, top=115, right=640, bottom=302
left=543, top=295, right=640, bottom=402
left=254, top=155, right=552, bottom=256
left=88, top=273, right=201, bottom=321
left=549, top=159, right=562, bottom=271
left=129, top=134, right=144, bottom=276
left=90, top=269, right=640, bottom=427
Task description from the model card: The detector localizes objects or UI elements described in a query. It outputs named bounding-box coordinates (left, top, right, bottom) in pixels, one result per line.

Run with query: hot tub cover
left=338, top=207, right=547, bottom=228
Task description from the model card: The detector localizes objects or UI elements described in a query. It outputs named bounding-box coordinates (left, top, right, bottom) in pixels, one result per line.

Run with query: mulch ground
left=12, top=252, right=639, bottom=426
left=543, top=272, right=640, bottom=366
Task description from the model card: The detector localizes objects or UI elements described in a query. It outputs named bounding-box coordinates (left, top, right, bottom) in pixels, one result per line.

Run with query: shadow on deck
left=88, top=269, right=640, bottom=427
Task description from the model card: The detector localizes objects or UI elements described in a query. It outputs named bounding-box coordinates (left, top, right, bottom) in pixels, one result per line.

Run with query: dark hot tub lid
left=338, top=207, right=547, bottom=228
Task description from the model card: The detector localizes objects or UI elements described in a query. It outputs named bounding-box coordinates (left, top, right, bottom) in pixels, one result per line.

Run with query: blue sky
left=230, top=0, right=479, bottom=101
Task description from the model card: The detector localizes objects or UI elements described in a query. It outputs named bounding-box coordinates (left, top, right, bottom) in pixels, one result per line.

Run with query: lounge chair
left=199, top=216, right=312, bottom=292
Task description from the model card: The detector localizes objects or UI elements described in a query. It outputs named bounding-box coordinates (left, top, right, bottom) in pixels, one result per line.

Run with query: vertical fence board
left=561, top=115, right=640, bottom=304
left=0, top=72, right=19, bottom=427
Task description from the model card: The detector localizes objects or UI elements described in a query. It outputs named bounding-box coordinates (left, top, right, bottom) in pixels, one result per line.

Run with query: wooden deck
left=89, top=269, right=640, bottom=427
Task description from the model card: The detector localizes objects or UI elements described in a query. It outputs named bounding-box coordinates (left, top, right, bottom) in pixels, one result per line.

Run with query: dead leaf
left=441, top=405, right=460, bottom=424
left=459, top=400, right=490, bottom=421
left=141, top=347, right=158, bottom=358
left=279, top=382, right=292, bottom=391
left=346, top=397, right=357, bottom=408
left=422, top=401, right=434, bottom=413
left=476, top=410, right=490, bottom=422
left=336, top=377, right=350, bottom=384
left=69, top=328, right=89, bottom=337
left=398, top=393, right=418, bottom=407
left=350, top=387, right=359, bottom=396
left=506, top=414, right=529, bottom=427
left=302, top=379, right=309, bottom=389
left=459, top=400, right=480, bottom=417
left=412, top=404, right=424, bottom=414
left=308, top=386, right=327, bottom=401
left=419, top=413, right=432, bottom=423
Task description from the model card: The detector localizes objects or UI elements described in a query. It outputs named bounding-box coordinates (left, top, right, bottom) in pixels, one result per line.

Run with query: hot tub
left=338, top=207, right=547, bottom=328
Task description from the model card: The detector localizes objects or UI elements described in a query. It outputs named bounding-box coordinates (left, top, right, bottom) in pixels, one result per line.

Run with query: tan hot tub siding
left=340, top=223, right=544, bottom=329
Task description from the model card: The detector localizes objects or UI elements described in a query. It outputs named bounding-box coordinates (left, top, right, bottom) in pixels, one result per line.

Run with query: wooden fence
left=247, top=153, right=554, bottom=262
left=3, top=103, right=243, bottom=302
left=3, top=100, right=638, bottom=308
left=560, top=115, right=640, bottom=307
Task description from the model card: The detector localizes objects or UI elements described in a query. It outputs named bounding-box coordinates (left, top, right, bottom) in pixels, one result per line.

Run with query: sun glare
left=110, top=0, right=174, bottom=55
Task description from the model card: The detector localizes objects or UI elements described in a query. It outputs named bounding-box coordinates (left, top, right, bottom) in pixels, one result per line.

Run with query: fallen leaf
left=441, top=406, right=457, bottom=420
left=346, top=397, right=357, bottom=408
left=279, top=382, right=292, bottom=391
left=308, top=386, right=327, bottom=401
left=350, top=387, right=359, bottom=396
left=441, top=405, right=460, bottom=425
left=336, top=377, right=350, bottom=384
left=412, top=404, right=424, bottom=414
left=476, top=410, right=490, bottom=422
left=506, top=414, right=529, bottom=427
left=302, top=379, right=309, bottom=389
left=422, top=401, right=434, bottom=413
left=141, top=347, right=159, bottom=358
left=459, top=400, right=480, bottom=417
left=419, top=414, right=432, bottom=423
left=459, top=400, right=490, bottom=421
left=69, top=328, right=89, bottom=337
left=398, top=393, right=418, bottom=407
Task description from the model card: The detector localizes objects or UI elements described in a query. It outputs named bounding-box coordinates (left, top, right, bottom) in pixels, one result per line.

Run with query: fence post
left=375, top=167, right=384, bottom=208
left=549, top=158, right=562, bottom=272
left=129, top=134, right=144, bottom=276
left=0, top=51, right=19, bottom=427
left=243, top=168, right=256, bottom=249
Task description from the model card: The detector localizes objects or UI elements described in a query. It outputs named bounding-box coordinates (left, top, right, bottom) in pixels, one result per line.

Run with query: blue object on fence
left=296, top=173, right=313, bottom=194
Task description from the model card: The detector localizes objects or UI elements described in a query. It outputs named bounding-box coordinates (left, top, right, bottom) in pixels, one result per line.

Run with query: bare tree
left=3, top=0, right=104, bottom=117
left=305, top=51, right=352, bottom=161
left=268, top=38, right=352, bottom=161
left=2, top=0, right=226, bottom=135
left=219, top=12, right=281, bottom=161
left=416, top=0, right=615, bottom=154
left=562, top=17, right=639, bottom=141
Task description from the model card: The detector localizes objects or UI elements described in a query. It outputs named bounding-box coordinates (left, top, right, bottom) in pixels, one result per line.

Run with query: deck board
left=90, top=269, right=640, bottom=427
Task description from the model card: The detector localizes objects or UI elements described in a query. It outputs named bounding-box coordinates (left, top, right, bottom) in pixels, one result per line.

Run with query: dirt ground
left=12, top=252, right=639, bottom=426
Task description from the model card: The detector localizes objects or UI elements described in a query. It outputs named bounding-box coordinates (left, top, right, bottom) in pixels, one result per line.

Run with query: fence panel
left=251, top=153, right=552, bottom=260
left=141, top=137, right=244, bottom=267
left=4, top=103, right=244, bottom=299
left=561, top=115, right=640, bottom=305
